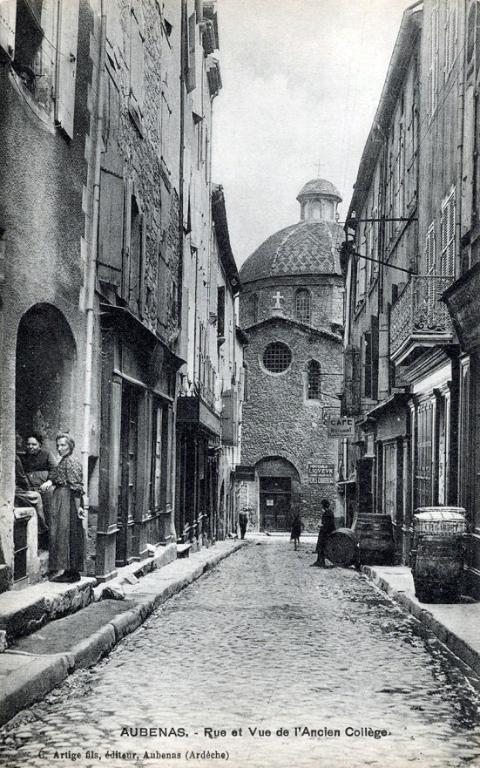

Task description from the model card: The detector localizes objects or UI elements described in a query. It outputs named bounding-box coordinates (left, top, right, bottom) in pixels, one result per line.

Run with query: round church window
left=263, top=342, right=292, bottom=373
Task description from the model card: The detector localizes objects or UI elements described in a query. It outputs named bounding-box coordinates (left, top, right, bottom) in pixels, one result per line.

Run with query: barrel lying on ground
left=325, top=528, right=358, bottom=567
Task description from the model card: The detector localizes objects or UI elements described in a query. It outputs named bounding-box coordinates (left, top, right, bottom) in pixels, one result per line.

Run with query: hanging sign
left=327, top=415, right=355, bottom=438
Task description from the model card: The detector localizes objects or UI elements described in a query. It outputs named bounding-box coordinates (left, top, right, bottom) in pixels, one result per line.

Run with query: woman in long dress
left=41, top=433, right=85, bottom=583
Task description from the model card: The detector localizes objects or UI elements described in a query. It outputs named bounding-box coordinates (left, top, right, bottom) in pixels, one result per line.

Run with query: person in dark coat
left=290, top=513, right=303, bottom=551
left=312, top=499, right=336, bottom=567
left=238, top=510, right=248, bottom=540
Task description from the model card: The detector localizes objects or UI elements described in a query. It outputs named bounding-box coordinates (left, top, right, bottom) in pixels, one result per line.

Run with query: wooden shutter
left=122, top=179, right=133, bottom=301
left=440, top=192, right=455, bottom=276
left=98, top=170, right=124, bottom=287
left=128, top=195, right=142, bottom=314
left=217, top=286, right=225, bottom=336
left=364, top=331, right=372, bottom=398
left=186, top=12, right=196, bottom=93
left=0, top=0, right=16, bottom=60
left=56, top=0, right=80, bottom=139
left=447, top=192, right=455, bottom=276
left=130, top=5, right=144, bottom=114
left=371, top=316, right=379, bottom=400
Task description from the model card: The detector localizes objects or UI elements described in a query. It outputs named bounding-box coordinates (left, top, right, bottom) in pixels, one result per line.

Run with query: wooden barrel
left=412, top=508, right=466, bottom=602
left=412, top=535, right=464, bottom=602
left=325, top=528, right=358, bottom=567
left=352, top=514, right=394, bottom=566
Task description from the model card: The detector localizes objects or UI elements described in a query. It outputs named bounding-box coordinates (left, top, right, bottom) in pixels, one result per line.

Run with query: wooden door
left=117, top=384, right=139, bottom=564
left=259, top=477, right=292, bottom=531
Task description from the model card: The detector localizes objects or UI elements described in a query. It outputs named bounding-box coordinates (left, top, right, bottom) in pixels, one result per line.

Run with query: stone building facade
left=238, top=180, right=344, bottom=533
left=0, top=0, right=96, bottom=588
left=0, top=0, right=242, bottom=592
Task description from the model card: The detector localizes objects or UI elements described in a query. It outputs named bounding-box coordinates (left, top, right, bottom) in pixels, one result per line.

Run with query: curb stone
left=363, top=565, right=480, bottom=679
left=0, top=654, right=70, bottom=726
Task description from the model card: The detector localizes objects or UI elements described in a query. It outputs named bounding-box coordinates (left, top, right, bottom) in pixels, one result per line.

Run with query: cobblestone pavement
left=1, top=537, right=480, bottom=768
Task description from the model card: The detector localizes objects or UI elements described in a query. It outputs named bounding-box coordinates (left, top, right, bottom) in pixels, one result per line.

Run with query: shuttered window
left=217, top=286, right=225, bottom=337
left=425, top=221, right=436, bottom=307
left=440, top=189, right=455, bottom=277
left=364, top=331, right=372, bottom=398
left=55, top=0, right=80, bottom=138
left=185, top=12, right=196, bottom=93
left=97, top=170, right=124, bottom=287
left=415, top=401, right=434, bottom=508
left=429, top=2, right=439, bottom=115
left=129, top=4, right=144, bottom=115
left=0, top=0, right=16, bottom=60
left=444, top=0, right=457, bottom=78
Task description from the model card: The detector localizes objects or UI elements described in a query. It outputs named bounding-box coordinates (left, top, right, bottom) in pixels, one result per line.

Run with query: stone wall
left=240, top=277, right=344, bottom=331
left=241, top=320, right=343, bottom=531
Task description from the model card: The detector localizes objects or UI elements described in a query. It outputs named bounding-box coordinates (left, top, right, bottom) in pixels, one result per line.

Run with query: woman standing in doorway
left=41, top=433, right=85, bottom=582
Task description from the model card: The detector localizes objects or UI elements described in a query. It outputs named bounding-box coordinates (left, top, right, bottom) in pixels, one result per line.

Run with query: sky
left=211, top=0, right=413, bottom=267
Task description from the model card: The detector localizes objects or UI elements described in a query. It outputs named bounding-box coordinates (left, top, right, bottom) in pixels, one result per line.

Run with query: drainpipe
left=82, top=5, right=106, bottom=518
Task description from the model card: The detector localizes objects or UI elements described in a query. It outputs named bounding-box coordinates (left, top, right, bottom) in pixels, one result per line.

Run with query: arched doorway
left=256, top=457, right=301, bottom=532
left=15, top=304, right=77, bottom=447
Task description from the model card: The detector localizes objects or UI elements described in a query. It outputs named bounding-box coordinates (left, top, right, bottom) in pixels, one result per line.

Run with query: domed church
left=238, top=179, right=344, bottom=532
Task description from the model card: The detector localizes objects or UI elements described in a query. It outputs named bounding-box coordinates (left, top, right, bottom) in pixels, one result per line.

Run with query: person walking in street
left=290, top=513, right=303, bottom=551
left=41, top=433, right=85, bottom=583
left=312, top=498, right=336, bottom=567
left=238, top=510, right=248, bottom=540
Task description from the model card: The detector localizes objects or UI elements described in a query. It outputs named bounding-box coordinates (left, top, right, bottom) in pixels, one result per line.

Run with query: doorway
left=259, top=476, right=292, bottom=531
left=15, top=303, right=76, bottom=444
left=116, top=383, right=139, bottom=565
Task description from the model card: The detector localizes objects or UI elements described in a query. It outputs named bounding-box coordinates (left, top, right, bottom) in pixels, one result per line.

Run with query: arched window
left=295, top=289, right=311, bottom=324
left=307, top=360, right=321, bottom=399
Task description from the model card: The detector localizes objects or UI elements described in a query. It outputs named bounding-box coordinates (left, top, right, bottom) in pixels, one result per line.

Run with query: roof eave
left=212, top=184, right=240, bottom=291
left=346, top=3, right=423, bottom=222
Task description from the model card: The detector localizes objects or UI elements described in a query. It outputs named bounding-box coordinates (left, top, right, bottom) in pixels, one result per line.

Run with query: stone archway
left=15, top=303, right=77, bottom=448
left=255, top=456, right=301, bottom=532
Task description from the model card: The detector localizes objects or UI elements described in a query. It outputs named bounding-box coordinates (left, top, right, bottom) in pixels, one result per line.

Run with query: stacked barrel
left=411, top=508, right=466, bottom=603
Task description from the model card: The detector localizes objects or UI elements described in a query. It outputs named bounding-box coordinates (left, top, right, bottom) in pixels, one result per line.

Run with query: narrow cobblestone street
left=1, top=539, right=480, bottom=768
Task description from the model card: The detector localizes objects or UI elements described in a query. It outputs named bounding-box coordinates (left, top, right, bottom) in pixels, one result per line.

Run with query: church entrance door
left=259, top=477, right=292, bottom=532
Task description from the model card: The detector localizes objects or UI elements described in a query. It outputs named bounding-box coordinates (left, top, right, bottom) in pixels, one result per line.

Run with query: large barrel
left=412, top=508, right=466, bottom=603
left=325, top=528, right=358, bottom=567
left=352, top=514, right=394, bottom=566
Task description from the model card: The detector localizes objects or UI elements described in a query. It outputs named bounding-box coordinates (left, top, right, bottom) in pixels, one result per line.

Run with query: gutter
left=81, top=5, right=106, bottom=517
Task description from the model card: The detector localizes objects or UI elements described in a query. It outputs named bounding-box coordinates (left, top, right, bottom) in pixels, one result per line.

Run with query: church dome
left=240, top=178, right=343, bottom=285
left=297, top=178, right=342, bottom=201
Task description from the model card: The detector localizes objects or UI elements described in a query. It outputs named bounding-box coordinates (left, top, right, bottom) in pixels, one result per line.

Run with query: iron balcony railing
left=390, top=275, right=454, bottom=359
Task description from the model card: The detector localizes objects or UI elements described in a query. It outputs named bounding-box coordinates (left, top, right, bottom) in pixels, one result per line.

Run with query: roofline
left=211, top=184, right=240, bottom=291
left=239, top=272, right=343, bottom=290
left=242, top=316, right=343, bottom=343
left=347, top=2, right=423, bottom=222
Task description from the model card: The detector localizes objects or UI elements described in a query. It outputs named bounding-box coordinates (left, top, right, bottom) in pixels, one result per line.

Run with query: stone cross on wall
left=272, top=290, right=284, bottom=309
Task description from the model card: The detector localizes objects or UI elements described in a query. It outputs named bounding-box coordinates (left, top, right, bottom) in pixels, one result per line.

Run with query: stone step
left=0, top=577, right=96, bottom=647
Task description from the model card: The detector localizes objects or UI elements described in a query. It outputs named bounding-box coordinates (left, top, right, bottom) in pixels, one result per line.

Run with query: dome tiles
left=239, top=220, right=344, bottom=284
